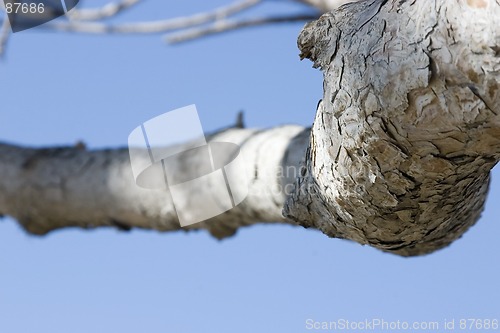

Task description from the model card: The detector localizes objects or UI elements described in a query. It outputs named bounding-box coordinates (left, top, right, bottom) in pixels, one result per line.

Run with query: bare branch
left=294, top=0, right=355, bottom=12
left=0, top=126, right=310, bottom=239
left=0, top=0, right=324, bottom=56
left=0, top=13, right=10, bottom=57
left=66, top=0, right=143, bottom=21
left=45, top=0, right=263, bottom=34
left=166, top=14, right=320, bottom=44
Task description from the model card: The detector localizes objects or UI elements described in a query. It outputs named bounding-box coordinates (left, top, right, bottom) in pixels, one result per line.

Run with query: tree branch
left=2, top=0, right=498, bottom=258
left=0, top=126, right=310, bottom=239
left=0, top=13, right=10, bottom=57
left=166, top=14, right=319, bottom=44
left=66, top=0, right=143, bottom=21
left=44, top=0, right=264, bottom=34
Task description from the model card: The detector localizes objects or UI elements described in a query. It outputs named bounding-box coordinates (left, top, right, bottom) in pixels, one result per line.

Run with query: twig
left=0, top=0, right=323, bottom=57
left=0, top=13, right=11, bottom=57
left=66, top=0, right=143, bottom=21
left=45, top=0, right=263, bottom=34
left=166, top=14, right=319, bottom=44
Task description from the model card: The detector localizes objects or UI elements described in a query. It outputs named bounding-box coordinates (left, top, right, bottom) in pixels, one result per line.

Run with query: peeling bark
left=284, top=0, right=500, bottom=256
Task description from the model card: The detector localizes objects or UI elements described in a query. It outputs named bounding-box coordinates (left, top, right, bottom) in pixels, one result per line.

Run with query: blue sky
left=1, top=1, right=499, bottom=332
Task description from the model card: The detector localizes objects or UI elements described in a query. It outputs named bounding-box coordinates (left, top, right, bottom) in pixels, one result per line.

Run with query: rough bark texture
left=1, top=0, right=499, bottom=257
left=0, top=126, right=309, bottom=238
left=284, top=0, right=500, bottom=256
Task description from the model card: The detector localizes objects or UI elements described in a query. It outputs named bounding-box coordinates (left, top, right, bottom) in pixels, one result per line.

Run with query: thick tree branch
left=1, top=0, right=498, bottom=258
left=46, top=0, right=264, bottom=34
left=0, top=0, right=327, bottom=56
left=294, top=0, right=354, bottom=12
left=0, top=12, right=10, bottom=57
left=0, top=126, right=309, bottom=239
left=284, top=0, right=500, bottom=256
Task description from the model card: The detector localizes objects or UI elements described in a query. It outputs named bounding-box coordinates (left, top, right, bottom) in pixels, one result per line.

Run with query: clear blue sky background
left=1, top=1, right=499, bottom=332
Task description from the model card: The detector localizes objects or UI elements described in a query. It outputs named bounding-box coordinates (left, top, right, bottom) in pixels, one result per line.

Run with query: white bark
left=0, top=0, right=498, bottom=256
left=284, top=0, right=500, bottom=256
left=0, top=126, right=309, bottom=238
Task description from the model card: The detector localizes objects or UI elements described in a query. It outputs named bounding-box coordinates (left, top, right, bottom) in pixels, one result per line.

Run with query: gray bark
left=0, top=126, right=309, bottom=238
left=284, top=0, right=500, bottom=256
left=1, top=0, right=499, bottom=256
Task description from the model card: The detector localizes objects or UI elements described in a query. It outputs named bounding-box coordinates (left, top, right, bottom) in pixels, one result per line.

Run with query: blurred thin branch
left=166, top=14, right=319, bottom=44
left=0, top=0, right=327, bottom=57
left=66, top=0, right=143, bottom=21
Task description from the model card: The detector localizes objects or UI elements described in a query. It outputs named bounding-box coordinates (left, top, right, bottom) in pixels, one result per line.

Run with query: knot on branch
left=287, top=0, right=500, bottom=256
